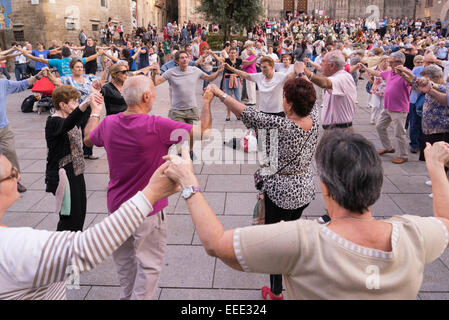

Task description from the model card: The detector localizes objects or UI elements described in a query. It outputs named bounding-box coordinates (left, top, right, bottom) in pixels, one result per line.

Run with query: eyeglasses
left=0, top=166, right=19, bottom=183
left=116, top=70, right=129, bottom=75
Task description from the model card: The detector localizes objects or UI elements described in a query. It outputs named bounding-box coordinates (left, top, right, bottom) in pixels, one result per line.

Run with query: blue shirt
left=48, top=58, right=87, bottom=76
left=436, top=47, right=448, bottom=60
left=0, top=79, right=30, bottom=129
left=31, top=50, right=50, bottom=71
left=129, top=48, right=137, bottom=71
left=410, top=66, right=425, bottom=104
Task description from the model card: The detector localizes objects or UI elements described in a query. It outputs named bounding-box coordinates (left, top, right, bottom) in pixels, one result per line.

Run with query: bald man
left=83, top=76, right=214, bottom=299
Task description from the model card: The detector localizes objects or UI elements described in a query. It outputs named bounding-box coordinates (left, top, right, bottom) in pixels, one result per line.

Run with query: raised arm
left=163, top=148, right=243, bottom=271
left=424, top=141, right=449, bottom=236
left=83, top=89, right=105, bottom=147
left=21, top=49, right=49, bottom=65
left=359, top=63, right=382, bottom=77
left=301, top=62, right=333, bottom=89
left=224, top=63, right=251, bottom=81
left=201, top=63, right=224, bottom=82
left=85, top=49, right=103, bottom=63
left=241, top=54, right=260, bottom=66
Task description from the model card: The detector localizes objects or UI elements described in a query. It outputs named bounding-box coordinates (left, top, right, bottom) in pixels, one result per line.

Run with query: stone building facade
left=415, top=0, right=449, bottom=21
left=307, top=0, right=416, bottom=20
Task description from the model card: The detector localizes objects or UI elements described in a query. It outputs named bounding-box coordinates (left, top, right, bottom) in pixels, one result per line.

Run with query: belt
left=322, top=122, right=353, bottom=130
left=278, top=169, right=305, bottom=176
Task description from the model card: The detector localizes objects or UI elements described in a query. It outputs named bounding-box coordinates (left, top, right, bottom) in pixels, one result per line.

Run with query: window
left=66, top=22, right=75, bottom=30
left=101, top=0, right=107, bottom=8
left=92, top=24, right=99, bottom=31
left=426, top=0, right=433, bottom=8
left=13, top=30, right=25, bottom=42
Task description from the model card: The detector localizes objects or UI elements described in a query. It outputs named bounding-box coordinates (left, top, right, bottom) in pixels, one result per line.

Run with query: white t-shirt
left=267, top=53, right=279, bottom=61
left=248, top=72, right=288, bottom=113
left=274, top=62, right=294, bottom=74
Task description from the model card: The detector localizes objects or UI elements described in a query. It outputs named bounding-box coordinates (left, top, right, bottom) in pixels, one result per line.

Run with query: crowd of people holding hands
left=0, top=13, right=449, bottom=300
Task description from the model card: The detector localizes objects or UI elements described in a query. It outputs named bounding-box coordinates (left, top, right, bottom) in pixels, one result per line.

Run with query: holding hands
left=425, top=141, right=449, bottom=171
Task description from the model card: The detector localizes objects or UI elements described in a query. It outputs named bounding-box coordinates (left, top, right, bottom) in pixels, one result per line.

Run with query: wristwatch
left=297, top=72, right=306, bottom=78
left=220, top=93, right=228, bottom=102
left=181, top=186, right=202, bottom=200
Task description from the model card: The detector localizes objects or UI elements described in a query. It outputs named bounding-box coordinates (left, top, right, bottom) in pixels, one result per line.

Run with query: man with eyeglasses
left=0, top=68, right=47, bottom=193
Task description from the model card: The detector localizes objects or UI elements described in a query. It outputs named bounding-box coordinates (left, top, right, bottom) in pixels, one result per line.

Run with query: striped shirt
left=0, top=192, right=152, bottom=300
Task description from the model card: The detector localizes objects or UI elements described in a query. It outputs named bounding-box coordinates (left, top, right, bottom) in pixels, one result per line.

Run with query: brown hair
left=260, top=56, right=275, bottom=68
left=283, top=78, right=316, bottom=117
left=52, top=85, right=81, bottom=110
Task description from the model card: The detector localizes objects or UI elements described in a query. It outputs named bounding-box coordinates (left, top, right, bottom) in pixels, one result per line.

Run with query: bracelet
left=90, top=114, right=100, bottom=119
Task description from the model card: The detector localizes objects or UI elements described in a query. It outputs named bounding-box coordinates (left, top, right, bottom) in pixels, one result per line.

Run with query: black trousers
left=56, top=170, right=87, bottom=232
left=264, top=194, right=309, bottom=295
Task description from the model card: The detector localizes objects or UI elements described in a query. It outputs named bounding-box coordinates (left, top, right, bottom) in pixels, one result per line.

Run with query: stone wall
left=10, top=0, right=133, bottom=47
left=415, top=0, right=449, bottom=20
left=307, top=0, right=416, bottom=20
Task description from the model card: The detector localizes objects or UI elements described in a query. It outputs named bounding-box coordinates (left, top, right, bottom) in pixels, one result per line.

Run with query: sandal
left=261, top=286, right=284, bottom=300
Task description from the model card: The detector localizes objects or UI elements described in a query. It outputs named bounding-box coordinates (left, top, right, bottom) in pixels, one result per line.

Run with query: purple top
left=242, top=55, right=257, bottom=74
left=381, top=69, right=412, bottom=112
left=90, top=113, right=192, bottom=215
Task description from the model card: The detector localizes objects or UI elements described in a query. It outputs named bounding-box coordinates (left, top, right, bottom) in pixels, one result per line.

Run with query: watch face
left=182, top=186, right=193, bottom=199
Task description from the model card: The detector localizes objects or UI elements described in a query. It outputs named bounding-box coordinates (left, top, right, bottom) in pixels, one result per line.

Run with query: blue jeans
left=202, top=70, right=212, bottom=90
left=409, top=103, right=422, bottom=149
left=223, top=77, right=242, bottom=101
left=14, top=64, right=27, bottom=80
left=0, top=67, right=10, bottom=80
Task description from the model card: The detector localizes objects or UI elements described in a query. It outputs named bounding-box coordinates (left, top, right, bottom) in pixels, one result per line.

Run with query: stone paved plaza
left=3, top=77, right=449, bottom=300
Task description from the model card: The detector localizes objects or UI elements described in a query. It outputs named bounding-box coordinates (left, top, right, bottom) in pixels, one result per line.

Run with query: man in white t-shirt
left=298, top=50, right=356, bottom=131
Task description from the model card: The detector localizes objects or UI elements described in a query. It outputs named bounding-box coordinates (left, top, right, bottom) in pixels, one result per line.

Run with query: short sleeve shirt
left=381, top=69, right=412, bottom=112
left=89, top=113, right=192, bottom=214
left=162, top=66, right=206, bottom=111
left=233, top=215, right=448, bottom=299
left=322, top=70, right=357, bottom=125
left=248, top=72, right=288, bottom=113
left=49, top=58, right=87, bottom=77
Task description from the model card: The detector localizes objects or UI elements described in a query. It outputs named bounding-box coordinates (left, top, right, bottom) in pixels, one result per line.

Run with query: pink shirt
left=322, top=70, right=357, bottom=126
left=90, top=113, right=192, bottom=215
left=242, top=55, right=257, bottom=74
left=381, top=69, right=412, bottom=112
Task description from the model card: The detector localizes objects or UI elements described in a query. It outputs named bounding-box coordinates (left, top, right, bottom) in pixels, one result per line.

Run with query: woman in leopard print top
left=206, top=77, right=319, bottom=300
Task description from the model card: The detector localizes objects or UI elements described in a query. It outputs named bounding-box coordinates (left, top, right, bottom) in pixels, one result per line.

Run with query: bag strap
left=272, top=130, right=313, bottom=176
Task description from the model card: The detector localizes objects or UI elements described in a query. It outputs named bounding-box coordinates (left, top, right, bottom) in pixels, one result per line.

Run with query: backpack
left=21, top=95, right=38, bottom=113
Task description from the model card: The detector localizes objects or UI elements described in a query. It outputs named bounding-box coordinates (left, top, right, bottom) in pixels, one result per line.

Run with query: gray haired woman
left=161, top=130, right=449, bottom=300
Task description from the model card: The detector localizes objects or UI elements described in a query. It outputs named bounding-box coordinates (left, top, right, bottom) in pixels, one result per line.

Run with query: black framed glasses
left=0, top=166, right=19, bottom=183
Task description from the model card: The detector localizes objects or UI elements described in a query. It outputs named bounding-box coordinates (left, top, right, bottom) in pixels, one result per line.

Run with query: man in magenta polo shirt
left=362, top=51, right=412, bottom=164
left=83, top=75, right=213, bottom=300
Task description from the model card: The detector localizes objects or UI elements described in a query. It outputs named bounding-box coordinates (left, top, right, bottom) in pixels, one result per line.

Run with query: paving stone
left=159, top=288, right=262, bottom=300
left=224, top=193, right=257, bottom=216
left=7, top=190, right=46, bottom=212
left=420, top=259, right=449, bottom=292
left=84, top=286, right=121, bottom=300
left=66, top=286, right=91, bottom=300
left=418, top=292, right=449, bottom=300
left=159, top=245, right=215, bottom=288
left=35, top=213, right=98, bottom=231
left=389, top=194, right=434, bottom=217
left=206, top=175, right=255, bottom=192
left=80, top=257, right=120, bottom=286
left=201, top=164, right=241, bottom=175
left=87, top=191, right=108, bottom=214
left=213, top=259, right=266, bottom=290
left=174, top=192, right=226, bottom=215
left=193, top=215, right=253, bottom=245
left=2, top=211, right=48, bottom=228
left=386, top=175, right=433, bottom=194
left=371, top=194, right=404, bottom=217
left=166, top=215, right=195, bottom=245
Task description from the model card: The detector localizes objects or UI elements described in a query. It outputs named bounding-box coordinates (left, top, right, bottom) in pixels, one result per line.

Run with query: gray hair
left=421, top=64, right=444, bottom=81
left=390, top=51, right=406, bottom=64
left=315, top=130, right=383, bottom=214
left=122, top=76, right=152, bottom=107
left=327, top=50, right=346, bottom=70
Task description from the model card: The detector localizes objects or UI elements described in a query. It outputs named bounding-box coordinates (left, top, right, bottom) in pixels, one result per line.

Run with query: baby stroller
left=31, top=76, right=55, bottom=115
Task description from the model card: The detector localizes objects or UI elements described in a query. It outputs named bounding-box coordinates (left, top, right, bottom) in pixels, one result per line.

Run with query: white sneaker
left=425, top=180, right=432, bottom=186
left=429, top=193, right=433, bottom=198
